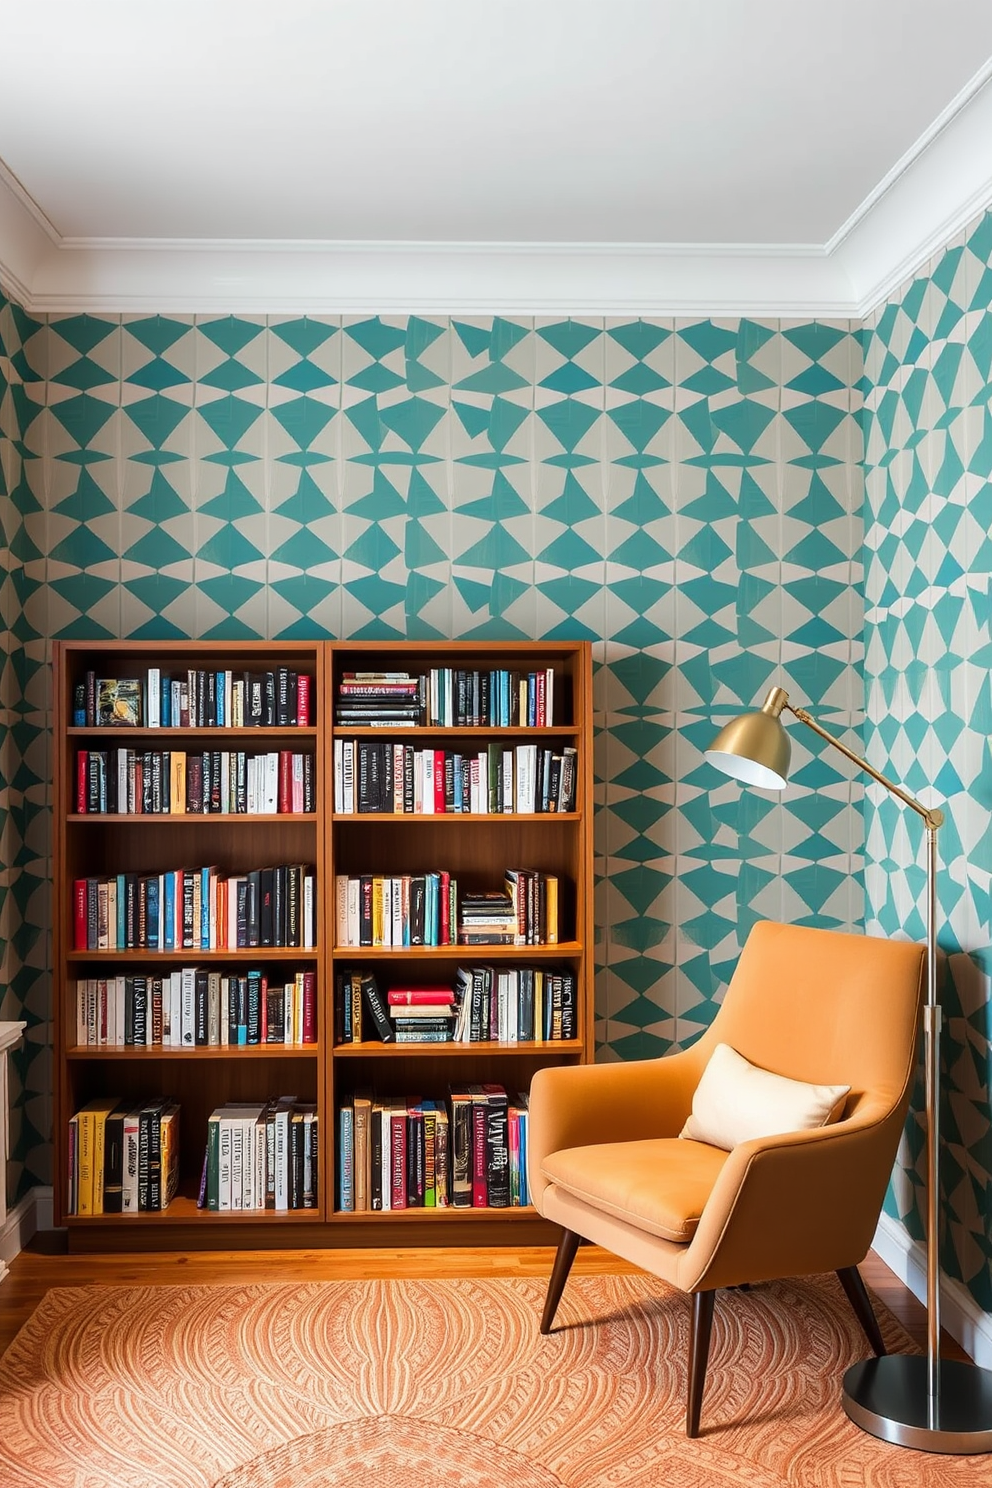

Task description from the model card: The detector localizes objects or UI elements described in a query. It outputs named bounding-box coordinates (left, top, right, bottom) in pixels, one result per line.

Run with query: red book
left=472, top=1095, right=488, bottom=1207
left=260, top=974, right=268, bottom=1043
left=278, top=750, right=292, bottom=813
left=76, top=751, right=88, bottom=813
left=387, top=987, right=455, bottom=1006
left=433, top=750, right=445, bottom=813
left=440, top=869, right=451, bottom=944
left=390, top=1107, right=407, bottom=1210
left=296, top=674, right=311, bottom=726
left=302, top=970, right=317, bottom=1043
left=536, top=669, right=546, bottom=727
left=73, top=878, right=88, bottom=950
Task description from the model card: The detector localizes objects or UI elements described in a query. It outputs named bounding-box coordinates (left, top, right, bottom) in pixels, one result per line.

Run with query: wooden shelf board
left=331, top=811, right=580, bottom=824
left=332, top=942, right=581, bottom=960
left=68, top=727, right=319, bottom=740
left=68, top=947, right=318, bottom=962
left=67, top=1044, right=321, bottom=1060
left=332, top=726, right=579, bottom=739
left=331, top=1205, right=535, bottom=1221
left=333, top=1040, right=583, bottom=1058
left=65, top=1196, right=322, bottom=1226
left=68, top=813, right=317, bottom=824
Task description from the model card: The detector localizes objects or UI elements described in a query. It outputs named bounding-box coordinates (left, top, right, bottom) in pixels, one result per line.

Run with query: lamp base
left=843, top=1355, right=992, bottom=1454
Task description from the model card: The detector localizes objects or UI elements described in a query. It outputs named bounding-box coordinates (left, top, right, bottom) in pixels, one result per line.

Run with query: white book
left=264, top=752, right=279, bottom=813
left=391, top=876, right=403, bottom=948
left=346, top=878, right=360, bottom=947
left=502, top=749, right=514, bottom=813
left=219, top=751, right=230, bottom=814
left=333, top=738, right=343, bottom=812
left=147, top=667, right=160, bottom=727
left=273, top=1100, right=293, bottom=1211
left=381, top=876, right=393, bottom=946
left=303, top=872, right=315, bottom=949
left=421, top=750, right=435, bottom=815
left=292, top=752, right=304, bottom=813
left=342, top=740, right=354, bottom=814
left=117, top=749, right=128, bottom=816
left=224, top=670, right=233, bottom=729
left=122, top=1108, right=141, bottom=1212
left=180, top=965, right=197, bottom=1047
left=168, top=964, right=182, bottom=1047
left=218, top=1119, right=232, bottom=1211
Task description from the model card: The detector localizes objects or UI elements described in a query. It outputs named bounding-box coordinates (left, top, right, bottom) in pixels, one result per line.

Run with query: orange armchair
left=528, top=921, right=926, bottom=1436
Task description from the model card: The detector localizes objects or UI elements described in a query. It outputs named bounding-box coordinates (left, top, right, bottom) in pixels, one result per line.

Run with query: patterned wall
left=0, top=288, right=49, bottom=1201
left=9, top=310, right=867, bottom=1197
left=862, top=208, right=992, bottom=1314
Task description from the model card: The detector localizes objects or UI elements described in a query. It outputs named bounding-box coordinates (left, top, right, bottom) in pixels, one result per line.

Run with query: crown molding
left=2, top=66, right=991, bottom=319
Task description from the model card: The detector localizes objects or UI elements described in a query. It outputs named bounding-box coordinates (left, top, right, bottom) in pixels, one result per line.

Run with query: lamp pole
left=707, top=687, right=992, bottom=1453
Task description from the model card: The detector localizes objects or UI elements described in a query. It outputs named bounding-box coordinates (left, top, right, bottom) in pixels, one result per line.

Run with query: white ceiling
left=2, top=0, right=992, bottom=313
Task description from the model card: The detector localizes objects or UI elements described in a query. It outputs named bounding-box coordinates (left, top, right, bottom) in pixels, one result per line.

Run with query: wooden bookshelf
left=53, top=639, right=592, bottom=1249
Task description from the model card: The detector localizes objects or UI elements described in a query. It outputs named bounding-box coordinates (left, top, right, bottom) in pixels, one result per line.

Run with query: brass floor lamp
left=706, top=685, right=992, bottom=1455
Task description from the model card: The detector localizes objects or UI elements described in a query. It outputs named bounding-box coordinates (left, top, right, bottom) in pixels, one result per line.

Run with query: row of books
left=337, top=1085, right=530, bottom=1211
left=75, top=748, right=316, bottom=815
left=335, top=966, right=578, bottom=1044
left=333, top=872, right=560, bottom=948
left=67, top=1095, right=179, bottom=1215
left=72, top=863, right=317, bottom=952
left=75, top=968, right=318, bottom=1049
left=333, top=739, right=577, bottom=815
left=74, top=668, right=314, bottom=729
left=201, top=1097, right=318, bottom=1211
left=333, top=667, right=556, bottom=728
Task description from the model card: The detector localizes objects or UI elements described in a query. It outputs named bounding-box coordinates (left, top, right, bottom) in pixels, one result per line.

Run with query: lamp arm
left=786, top=705, right=944, bottom=831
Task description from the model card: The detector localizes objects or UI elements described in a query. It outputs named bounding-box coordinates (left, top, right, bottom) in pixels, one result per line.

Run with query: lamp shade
left=704, top=687, right=792, bottom=791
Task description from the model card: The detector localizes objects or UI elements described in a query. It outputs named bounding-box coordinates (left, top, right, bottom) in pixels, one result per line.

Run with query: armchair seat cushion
left=541, top=1137, right=729, bottom=1243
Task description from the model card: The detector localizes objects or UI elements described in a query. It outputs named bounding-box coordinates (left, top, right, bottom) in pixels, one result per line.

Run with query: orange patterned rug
left=0, top=1273, right=984, bottom=1487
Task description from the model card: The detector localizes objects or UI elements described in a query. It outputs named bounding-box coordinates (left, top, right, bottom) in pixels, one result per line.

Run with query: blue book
left=338, top=1105, right=354, bottom=1211
left=116, top=874, right=127, bottom=949
left=215, top=671, right=225, bottom=728
left=146, top=875, right=160, bottom=950
left=200, top=867, right=211, bottom=948
left=160, top=675, right=171, bottom=728
left=162, top=872, right=175, bottom=951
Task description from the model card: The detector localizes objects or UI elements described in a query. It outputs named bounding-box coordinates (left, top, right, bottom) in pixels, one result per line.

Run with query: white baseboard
left=0, top=1186, right=52, bottom=1280
left=872, top=1211, right=992, bottom=1370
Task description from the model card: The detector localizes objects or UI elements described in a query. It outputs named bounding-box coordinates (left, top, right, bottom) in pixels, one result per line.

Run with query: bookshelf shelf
left=67, top=1045, right=321, bottom=1060
left=54, top=639, right=592, bottom=1246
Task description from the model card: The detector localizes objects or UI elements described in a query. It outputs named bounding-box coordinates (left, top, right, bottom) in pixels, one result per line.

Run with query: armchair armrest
left=679, top=1103, right=908, bottom=1293
left=528, top=1052, right=701, bottom=1211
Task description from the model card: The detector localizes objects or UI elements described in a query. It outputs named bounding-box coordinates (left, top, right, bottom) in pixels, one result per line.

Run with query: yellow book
left=545, top=874, right=559, bottom=944
left=371, top=876, right=384, bottom=945
left=159, top=1102, right=181, bottom=1210
left=170, top=751, right=186, bottom=813
left=75, top=1096, right=121, bottom=1216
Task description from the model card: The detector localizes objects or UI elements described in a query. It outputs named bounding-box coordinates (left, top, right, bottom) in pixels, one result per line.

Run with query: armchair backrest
left=693, top=921, right=925, bottom=1123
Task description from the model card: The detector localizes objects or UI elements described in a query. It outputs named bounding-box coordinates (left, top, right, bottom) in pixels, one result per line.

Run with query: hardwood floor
left=0, top=1234, right=970, bottom=1362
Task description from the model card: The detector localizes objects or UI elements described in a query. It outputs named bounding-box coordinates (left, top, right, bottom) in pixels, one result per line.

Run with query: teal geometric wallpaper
left=4, top=307, right=867, bottom=1199
left=862, top=207, right=992, bottom=1315
left=0, top=287, right=48, bottom=1204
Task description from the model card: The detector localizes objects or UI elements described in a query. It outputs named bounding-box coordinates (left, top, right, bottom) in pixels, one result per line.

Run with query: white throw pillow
left=680, top=1042, right=850, bottom=1151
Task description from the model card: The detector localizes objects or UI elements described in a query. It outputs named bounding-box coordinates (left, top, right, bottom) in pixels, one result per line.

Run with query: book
left=97, top=678, right=142, bottom=727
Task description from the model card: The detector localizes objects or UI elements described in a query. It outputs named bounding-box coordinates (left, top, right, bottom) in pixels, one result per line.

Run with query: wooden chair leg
left=686, top=1289, right=715, bottom=1438
left=540, top=1228, right=581, bottom=1335
left=837, top=1265, right=886, bottom=1357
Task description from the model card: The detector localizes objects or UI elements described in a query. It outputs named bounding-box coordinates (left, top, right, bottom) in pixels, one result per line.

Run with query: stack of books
left=201, top=1097, right=318, bottom=1212
left=457, top=890, right=517, bottom=945
left=66, top=1096, right=180, bottom=1215
left=334, top=672, right=425, bottom=728
left=387, top=983, right=457, bottom=1043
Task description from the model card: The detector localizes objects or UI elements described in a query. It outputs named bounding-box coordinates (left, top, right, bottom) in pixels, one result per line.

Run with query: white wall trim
left=872, top=1210, right=992, bottom=1371
left=1, top=64, right=991, bottom=319
left=0, top=1185, right=52, bottom=1282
